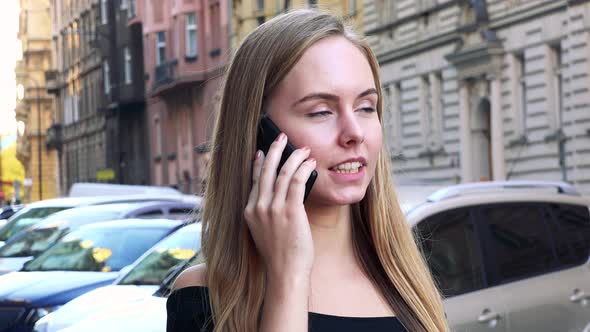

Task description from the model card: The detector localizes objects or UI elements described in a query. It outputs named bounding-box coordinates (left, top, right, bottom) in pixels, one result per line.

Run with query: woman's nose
left=338, top=113, right=365, bottom=147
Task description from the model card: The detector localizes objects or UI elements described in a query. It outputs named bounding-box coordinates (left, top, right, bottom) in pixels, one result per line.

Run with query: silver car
left=405, top=181, right=590, bottom=332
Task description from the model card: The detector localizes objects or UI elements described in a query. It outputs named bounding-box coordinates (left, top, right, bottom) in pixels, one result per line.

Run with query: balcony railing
left=153, top=59, right=179, bottom=89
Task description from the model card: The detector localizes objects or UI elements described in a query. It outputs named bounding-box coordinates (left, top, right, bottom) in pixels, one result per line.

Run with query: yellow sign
left=96, top=168, right=116, bottom=181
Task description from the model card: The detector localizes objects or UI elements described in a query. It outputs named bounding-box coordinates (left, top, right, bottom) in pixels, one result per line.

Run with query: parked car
left=68, top=182, right=184, bottom=197
left=0, top=218, right=184, bottom=332
left=0, top=194, right=201, bottom=248
left=0, top=205, right=24, bottom=229
left=0, top=201, right=197, bottom=274
left=406, top=181, right=590, bottom=332
left=33, top=222, right=202, bottom=332
left=38, top=180, right=590, bottom=332
left=39, top=255, right=200, bottom=332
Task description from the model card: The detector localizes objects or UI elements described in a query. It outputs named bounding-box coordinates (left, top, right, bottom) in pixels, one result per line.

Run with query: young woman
left=167, top=9, right=449, bottom=332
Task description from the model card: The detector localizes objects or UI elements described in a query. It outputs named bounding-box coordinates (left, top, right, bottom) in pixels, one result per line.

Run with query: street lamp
left=16, top=76, right=43, bottom=201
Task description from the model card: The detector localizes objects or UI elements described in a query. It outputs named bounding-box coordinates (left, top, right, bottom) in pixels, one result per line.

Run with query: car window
left=24, top=227, right=171, bottom=272
left=135, top=209, right=165, bottom=219
left=118, top=227, right=200, bottom=285
left=167, top=208, right=195, bottom=220
left=479, top=203, right=555, bottom=285
left=546, top=203, right=590, bottom=268
left=0, top=207, right=69, bottom=241
left=0, top=227, right=66, bottom=257
left=417, top=207, right=484, bottom=297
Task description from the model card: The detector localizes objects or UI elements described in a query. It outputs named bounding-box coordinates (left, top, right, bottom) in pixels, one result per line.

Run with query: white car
left=34, top=222, right=202, bottom=332
left=57, top=294, right=167, bottom=332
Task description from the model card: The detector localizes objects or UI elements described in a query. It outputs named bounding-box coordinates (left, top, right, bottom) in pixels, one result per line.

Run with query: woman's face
left=266, top=36, right=382, bottom=206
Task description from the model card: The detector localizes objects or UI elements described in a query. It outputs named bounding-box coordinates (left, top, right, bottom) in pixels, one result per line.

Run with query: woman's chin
left=309, top=189, right=367, bottom=206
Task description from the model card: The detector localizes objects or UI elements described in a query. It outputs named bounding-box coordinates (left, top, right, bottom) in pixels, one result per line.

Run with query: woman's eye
left=308, top=111, right=332, bottom=117
left=359, top=107, right=376, bottom=113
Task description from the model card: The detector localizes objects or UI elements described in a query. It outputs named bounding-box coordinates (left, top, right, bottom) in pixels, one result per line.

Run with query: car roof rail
left=427, top=181, right=580, bottom=202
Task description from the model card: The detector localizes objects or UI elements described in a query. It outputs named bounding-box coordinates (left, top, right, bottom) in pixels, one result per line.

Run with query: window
left=417, top=207, right=484, bottom=297
left=124, top=47, right=132, bottom=84
left=420, top=75, right=431, bottom=149
left=185, top=13, right=197, bottom=57
left=546, top=203, right=590, bottom=268
left=156, top=31, right=166, bottom=65
left=128, top=0, right=136, bottom=18
left=121, top=0, right=127, bottom=9
left=103, top=60, right=110, bottom=94
left=209, top=3, right=221, bottom=53
left=100, top=0, right=108, bottom=24
left=424, top=72, right=444, bottom=149
left=308, top=0, right=317, bottom=7
left=479, top=204, right=554, bottom=285
left=256, top=0, right=264, bottom=11
left=550, top=44, right=563, bottom=128
left=136, top=209, right=165, bottom=219
left=168, top=208, right=195, bottom=220
left=257, top=15, right=265, bottom=26
left=385, top=83, right=402, bottom=156
left=513, top=53, right=527, bottom=135
left=348, top=0, right=356, bottom=16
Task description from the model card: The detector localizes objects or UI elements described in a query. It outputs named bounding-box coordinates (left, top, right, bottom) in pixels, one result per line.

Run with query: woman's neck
left=305, top=204, right=357, bottom=270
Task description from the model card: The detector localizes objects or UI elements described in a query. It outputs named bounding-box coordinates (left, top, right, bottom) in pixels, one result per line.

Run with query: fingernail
left=301, top=146, right=310, bottom=152
left=275, top=133, right=286, bottom=142
left=255, top=150, right=262, bottom=160
left=308, top=158, right=316, bottom=164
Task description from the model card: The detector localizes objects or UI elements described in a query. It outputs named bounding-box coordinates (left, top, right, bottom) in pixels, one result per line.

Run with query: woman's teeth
left=332, top=161, right=363, bottom=174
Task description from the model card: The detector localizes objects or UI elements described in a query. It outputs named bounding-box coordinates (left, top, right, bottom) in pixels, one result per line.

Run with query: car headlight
left=27, top=306, right=62, bottom=326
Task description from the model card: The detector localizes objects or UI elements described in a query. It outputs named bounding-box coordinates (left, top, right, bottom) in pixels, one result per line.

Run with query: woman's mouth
left=330, top=161, right=364, bottom=174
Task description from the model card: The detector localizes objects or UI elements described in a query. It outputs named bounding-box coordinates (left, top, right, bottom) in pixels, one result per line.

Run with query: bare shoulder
left=172, top=263, right=207, bottom=291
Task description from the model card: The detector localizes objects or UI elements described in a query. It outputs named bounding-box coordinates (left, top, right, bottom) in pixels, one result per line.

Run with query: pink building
left=132, top=0, right=228, bottom=194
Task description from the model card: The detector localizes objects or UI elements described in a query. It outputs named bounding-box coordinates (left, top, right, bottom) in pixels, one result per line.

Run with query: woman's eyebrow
left=291, top=88, right=378, bottom=107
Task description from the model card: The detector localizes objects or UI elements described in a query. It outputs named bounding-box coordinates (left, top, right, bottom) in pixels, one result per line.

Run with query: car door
left=416, top=207, right=508, bottom=332
left=476, top=202, right=590, bottom=332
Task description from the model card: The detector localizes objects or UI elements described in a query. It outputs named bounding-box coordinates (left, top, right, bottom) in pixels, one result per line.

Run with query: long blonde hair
left=202, top=9, right=448, bottom=332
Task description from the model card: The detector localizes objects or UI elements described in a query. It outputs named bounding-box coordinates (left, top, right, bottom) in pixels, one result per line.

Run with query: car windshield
left=0, top=226, right=66, bottom=257
left=118, top=226, right=201, bottom=285
left=0, top=207, right=70, bottom=242
left=0, top=209, right=127, bottom=258
left=23, top=227, right=170, bottom=272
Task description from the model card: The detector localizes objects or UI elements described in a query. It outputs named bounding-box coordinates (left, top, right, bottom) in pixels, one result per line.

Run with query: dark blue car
left=0, top=218, right=183, bottom=332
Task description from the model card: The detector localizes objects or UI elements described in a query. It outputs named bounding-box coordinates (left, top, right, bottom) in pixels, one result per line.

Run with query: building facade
left=15, top=0, right=59, bottom=202
left=364, top=0, right=590, bottom=193
left=232, top=0, right=362, bottom=48
left=46, top=0, right=149, bottom=193
left=46, top=0, right=109, bottom=194
left=97, top=0, right=150, bottom=186
left=134, top=0, right=229, bottom=194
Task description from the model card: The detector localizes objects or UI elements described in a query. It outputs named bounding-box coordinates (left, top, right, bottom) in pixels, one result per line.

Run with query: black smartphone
left=256, top=114, right=318, bottom=202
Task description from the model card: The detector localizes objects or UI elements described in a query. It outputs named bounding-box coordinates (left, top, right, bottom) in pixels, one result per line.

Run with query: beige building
left=231, top=0, right=363, bottom=47
left=364, top=0, right=590, bottom=193
left=15, top=0, right=59, bottom=202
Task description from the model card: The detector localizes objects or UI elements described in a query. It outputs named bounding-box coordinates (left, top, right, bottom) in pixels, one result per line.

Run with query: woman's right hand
left=244, top=133, right=317, bottom=281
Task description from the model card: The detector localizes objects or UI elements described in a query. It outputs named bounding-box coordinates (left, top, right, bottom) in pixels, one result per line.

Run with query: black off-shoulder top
left=166, top=286, right=407, bottom=332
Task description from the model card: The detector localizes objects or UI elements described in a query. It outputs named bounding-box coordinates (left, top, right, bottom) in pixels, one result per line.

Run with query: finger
left=286, top=158, right=317, bottom=205
left=245, top=151, right=265, bottom=221
left=272, top=147, right=311, bottom=204
left=257, top=133, right=288, bottom=206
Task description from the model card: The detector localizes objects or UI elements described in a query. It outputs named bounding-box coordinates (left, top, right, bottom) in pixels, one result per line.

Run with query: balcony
left=46, top=124, right=63, bottom=151
left=153, top=59, right=179, bottom=90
